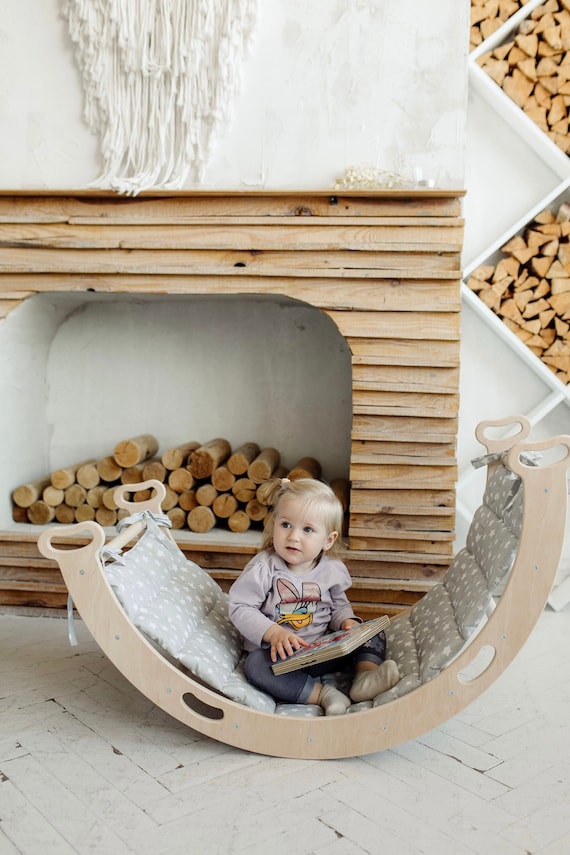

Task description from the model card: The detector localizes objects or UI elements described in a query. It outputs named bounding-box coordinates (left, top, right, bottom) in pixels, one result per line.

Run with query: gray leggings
left=244, top=630, right=387, bottom=705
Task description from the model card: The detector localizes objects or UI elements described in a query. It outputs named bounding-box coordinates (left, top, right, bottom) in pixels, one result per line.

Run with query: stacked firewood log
left=12, top=434, right=350, bottom=534
left=466, top=202, right=570, bottom=383
left=476, top=0, right=570, bottom=154
left=470, top=0, right=527, bottom=53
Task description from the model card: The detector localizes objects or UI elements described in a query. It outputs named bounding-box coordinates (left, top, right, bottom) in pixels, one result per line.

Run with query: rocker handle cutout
left=508, top=436, right=570, bottom=475
left=113, top=479, right=166, bottom=514
left=182, top=692, right=225, bottom=721
left=475, top=415, right=531, bottom=453
left=458, top=644, right=496, bottom=684
left=37, top=520, right=106, bottom=560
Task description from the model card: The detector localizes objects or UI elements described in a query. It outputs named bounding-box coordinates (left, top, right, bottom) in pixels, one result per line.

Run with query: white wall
left=0, top=0, right=469, bottom=189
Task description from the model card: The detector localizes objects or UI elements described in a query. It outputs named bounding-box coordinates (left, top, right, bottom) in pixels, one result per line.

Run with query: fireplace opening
left=3, top=291, right=352, bottom=536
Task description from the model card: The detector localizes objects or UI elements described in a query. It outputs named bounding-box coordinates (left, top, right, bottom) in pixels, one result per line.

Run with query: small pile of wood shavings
left=332, top=166, right=409, bottom=190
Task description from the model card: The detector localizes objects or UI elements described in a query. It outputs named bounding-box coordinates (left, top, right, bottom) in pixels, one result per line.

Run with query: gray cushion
left=102, top=515, right=276, bottom=713
left=375, top=459, right=523, bottom=704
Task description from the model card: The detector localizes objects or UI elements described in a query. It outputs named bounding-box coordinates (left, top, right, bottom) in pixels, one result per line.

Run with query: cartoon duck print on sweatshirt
left=275, top=578, right=322, bottom=630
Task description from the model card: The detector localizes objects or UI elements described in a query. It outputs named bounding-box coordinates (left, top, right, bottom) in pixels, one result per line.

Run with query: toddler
left=228, top=477, right=399, bottom=715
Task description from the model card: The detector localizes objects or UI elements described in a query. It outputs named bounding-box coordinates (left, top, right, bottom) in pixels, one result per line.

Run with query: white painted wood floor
left=1, top=607, right=570, bottom=855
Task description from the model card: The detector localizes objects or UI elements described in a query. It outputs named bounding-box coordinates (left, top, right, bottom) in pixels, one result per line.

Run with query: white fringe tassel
left=63, top=0, right=258, bottom=195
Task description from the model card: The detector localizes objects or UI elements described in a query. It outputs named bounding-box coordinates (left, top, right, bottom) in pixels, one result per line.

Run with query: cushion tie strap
left=67, top=593, right=78, bottom=647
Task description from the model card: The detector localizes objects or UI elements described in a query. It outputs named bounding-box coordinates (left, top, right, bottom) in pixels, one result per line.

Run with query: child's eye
left=303, top=526, right=314, bottom=534
left=281, top=521, right=291, bottom=529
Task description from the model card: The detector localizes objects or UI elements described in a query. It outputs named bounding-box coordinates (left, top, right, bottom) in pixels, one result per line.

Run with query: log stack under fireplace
left=12, top=433, right=349, bottom=535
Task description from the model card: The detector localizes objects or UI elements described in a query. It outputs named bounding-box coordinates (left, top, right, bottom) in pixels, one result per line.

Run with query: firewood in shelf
left=161, top=441, right=201, bottom=471
left=227, top=442, right=261, bottom=475
left=27, top=500, right=55, bottom=525
left=287, top=457, right=322, bottom=480
left=162, top=486, right=180, bottom=511
left=168, top=467, right=194, bottom=493
left=228, top=510, right=250, bottom=533
left=187, top=505, right=216, bottom=533
left=531, top=255, right=553, bottom=278
left=42, top=485, right=65, bottom=507
left=102, top=487, right=119, bottom=511
left=96, top=456, right=123, bottom=483
left=477, top=4, right=570, bottom=155
left=504, top=67, right=535, bottom=106
left=178, top=490, right=198, bottom=512
left=55, top=504, right=75, bottom=524
left=86, top=486, right=106, bottom=509
left=113, top=434, right=158, bottom=468
left=120, top=464, right=144, bottom=485
left=232, top=478, right=256, bottom=503
left=64, top=484, right=87, bottom=508
left=12, top=476, right=52, bottom=509
left=142, top=458, right=167, bottom=483
left=133, top=489, right=152, bottom=503
left=551, top=277, right=570, bottom=295
left=549, top=291, right=570, bottom=313
left=76, top=461, right=100, bottom=489
left=248, top=448, right=280, bottom=484
left=12, top=505, right=28, bottom=523
left=167, top=507, right=187, bottom=529
left=96, top=507, right=116, bottom=527
left=75, top=504, right=95, bottom=523
left=50, top=458, right=96, bottom=490
left=211, top=466, right=236, bottom=492
left=523, top=297, right=550, bottom=317
left=195, top=483, right=218, bottom=507
left=189, top=438, right=231, bottom=479
left=213, top=492, right=238, bottom=519
left=245, top=499, right=267, bottom=522
left=466, top=198, right=570, bottom=384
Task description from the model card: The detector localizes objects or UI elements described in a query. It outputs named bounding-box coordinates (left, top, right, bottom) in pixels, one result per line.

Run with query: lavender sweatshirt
left=228, top=549, right=357, bottom=651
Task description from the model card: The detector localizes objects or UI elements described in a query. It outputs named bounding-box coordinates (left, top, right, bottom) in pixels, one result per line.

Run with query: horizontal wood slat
left=0, top=191, right=464, bottom=221
left=0, top=249, right=461, bottom=274
left=351, top=414, right=458, bottom=443
left=352, top=364, right=460, bottom=394
left=0, top=222, right=463, bottom=252
left=348, top=488, right=455, bottom=514
left=0, top=273, right=460, bottom=313
left=350, top=439, right=456, bottom=465
left=326, top=311, right=461, bottom=340
left=348, top=337, right=460, bottom=367
left=0, top=190, right=464, bottom=614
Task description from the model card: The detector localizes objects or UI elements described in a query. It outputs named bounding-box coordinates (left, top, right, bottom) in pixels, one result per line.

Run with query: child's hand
left=340, top=618, right=360, bottom=630
left=263, top=624, right=309, bottom=662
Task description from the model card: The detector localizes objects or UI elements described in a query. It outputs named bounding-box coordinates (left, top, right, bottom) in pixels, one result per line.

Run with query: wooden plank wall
left=0, top=191, right=464, bottom=617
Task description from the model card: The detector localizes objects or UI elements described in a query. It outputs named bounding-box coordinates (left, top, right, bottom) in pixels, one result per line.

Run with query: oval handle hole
left=183, top=692, right=224, bottom=720
left=458, top=644, right=496, bottom=683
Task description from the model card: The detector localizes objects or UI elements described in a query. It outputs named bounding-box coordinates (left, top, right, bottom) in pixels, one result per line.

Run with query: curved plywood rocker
left=38, top=416, right=570, bottom=759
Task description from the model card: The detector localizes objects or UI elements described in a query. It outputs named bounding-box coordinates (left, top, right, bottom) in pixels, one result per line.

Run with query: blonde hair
left=260, top=477, right=345, bottom=556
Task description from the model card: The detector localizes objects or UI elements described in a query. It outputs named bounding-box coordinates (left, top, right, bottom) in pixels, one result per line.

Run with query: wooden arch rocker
left=38, top=416, right=570, bottom=760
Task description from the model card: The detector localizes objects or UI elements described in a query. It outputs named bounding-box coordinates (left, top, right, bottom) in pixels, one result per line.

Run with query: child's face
left=272, top=495, right=338, bottom=573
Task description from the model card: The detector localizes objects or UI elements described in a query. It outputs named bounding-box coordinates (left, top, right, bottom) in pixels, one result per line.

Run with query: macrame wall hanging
left=63, top=0, right=258, bottom=195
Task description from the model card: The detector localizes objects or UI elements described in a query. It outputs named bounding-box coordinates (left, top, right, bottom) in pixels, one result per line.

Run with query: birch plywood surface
left=0, top=191, right=464, bottom=612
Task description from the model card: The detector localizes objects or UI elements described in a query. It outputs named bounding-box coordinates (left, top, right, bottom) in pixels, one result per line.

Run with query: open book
left=271, top=615, right=390, bottom=675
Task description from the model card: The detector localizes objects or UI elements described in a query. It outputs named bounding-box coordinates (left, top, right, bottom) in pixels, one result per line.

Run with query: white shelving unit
left=460, top=0, right=570, bottom=607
